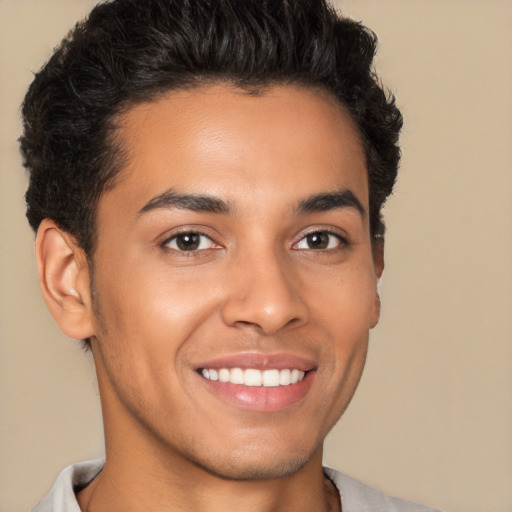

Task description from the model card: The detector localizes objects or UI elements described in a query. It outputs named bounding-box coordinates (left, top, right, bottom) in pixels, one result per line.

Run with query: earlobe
left=35, top=219, right=95, bottom=340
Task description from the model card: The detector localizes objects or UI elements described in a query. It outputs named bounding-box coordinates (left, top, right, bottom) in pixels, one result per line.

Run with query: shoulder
left=324, top=467, right=443, bottom=512
left=31, top=459, right=104, bottom=512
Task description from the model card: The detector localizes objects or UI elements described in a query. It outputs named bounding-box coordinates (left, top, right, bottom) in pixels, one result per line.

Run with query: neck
left=77, top=434, right=340, bottom=512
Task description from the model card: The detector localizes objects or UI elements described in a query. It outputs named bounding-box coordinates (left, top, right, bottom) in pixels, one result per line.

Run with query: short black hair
left=20, top=0, right=402, bottom=256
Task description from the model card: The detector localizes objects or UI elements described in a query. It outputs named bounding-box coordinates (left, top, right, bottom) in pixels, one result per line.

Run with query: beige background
left=1, top=1, right=511, bottom=511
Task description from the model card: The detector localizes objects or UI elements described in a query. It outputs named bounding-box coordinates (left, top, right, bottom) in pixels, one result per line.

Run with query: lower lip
left=199, top=371, right=315, bottom=412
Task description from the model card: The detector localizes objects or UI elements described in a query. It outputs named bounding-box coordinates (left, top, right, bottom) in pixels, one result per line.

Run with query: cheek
left=90, top=266, right=219, bottom=416
left=310, top=262, right=378, bottom=331
left=308, top=262, right=376, bottom=385
left=91, top=261, right=224, bottom=366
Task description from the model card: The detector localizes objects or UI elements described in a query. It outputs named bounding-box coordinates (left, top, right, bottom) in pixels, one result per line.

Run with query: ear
left=35, top=219, right=95, bottom=340
left=370, top=237, right=385, bottom=328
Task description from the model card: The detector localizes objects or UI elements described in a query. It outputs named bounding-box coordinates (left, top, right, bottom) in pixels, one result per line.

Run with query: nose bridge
left=220, top=243, right=308, bottom=334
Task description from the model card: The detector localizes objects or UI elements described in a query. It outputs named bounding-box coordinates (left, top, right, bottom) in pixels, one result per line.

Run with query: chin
left=198, top=458, right=310, bottom=482
left=188, top=445, right=316, bottom=482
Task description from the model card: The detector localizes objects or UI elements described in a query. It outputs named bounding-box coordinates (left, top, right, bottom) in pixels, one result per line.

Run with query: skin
left=36, top=84, right=383, bottom=512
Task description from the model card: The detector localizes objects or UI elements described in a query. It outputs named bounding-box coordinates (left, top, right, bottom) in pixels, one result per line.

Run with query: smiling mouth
left=199, top=368, right=307, bottom=387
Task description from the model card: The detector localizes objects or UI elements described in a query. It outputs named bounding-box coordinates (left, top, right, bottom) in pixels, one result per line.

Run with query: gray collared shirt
left=32, top=459, right=442, bottom=512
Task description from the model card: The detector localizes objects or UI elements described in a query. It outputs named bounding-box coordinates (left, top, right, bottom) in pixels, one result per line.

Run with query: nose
left=220, top=250, right=309, bottom=335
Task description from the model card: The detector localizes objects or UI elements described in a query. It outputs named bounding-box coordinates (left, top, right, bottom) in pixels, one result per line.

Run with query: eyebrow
left=294, top=189, right=366, bottom=217
left=138, top=189, right=231, bottom=215
left=137, top=187, right=365, bottom=218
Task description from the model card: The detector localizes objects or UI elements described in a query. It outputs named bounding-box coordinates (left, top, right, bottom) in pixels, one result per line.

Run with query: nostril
left=219, top=273, right=309, bottom=333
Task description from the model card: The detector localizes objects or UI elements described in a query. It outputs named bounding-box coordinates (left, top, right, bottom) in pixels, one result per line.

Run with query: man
left=21, top=0, right=441, bottom=510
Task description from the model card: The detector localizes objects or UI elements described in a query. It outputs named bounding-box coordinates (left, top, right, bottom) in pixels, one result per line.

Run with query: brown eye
left=176, top=233, right=200, bottom=251
left=164, top=232, right=215, bottom=252
left=295, top=231, right=343, bottom=250
left=305, top=232, right=330, bottom=249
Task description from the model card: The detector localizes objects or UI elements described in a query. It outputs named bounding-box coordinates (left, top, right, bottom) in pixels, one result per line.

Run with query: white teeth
left=218, top=368, right=230, bottom=382
left=244, top=369, right=262, bottom=387
left=230, top=367, right=244, bottom=385
left=201, top=367, right=307, bottom=387
left=279, top=369, right=291, bottom=386
left=262, top=369, right=280, bottom=387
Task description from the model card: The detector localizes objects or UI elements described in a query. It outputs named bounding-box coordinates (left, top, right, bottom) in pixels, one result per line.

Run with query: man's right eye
left=163, top=232, right=217, bottom=252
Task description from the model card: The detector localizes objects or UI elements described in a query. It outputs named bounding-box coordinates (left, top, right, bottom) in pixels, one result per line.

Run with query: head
left=21, top=0, right=401, bottom=258
left=20, top=0, right=402, bottom=484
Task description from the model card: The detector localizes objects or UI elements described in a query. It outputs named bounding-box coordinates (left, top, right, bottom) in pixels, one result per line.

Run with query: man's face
left=88, top=84, right=380, bottom=480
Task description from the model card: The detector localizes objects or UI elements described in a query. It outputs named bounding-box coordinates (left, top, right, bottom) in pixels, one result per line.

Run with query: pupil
left=177, top=233, right=200, bottom=251
left=307, top=232, right=328, bottom=249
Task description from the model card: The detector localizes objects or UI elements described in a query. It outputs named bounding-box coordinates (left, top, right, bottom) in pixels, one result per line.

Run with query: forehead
left=105, top=84, right=368, bottom=212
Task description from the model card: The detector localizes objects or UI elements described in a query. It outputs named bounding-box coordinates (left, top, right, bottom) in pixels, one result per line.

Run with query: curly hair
left=20, top=0, right=402, bottom=256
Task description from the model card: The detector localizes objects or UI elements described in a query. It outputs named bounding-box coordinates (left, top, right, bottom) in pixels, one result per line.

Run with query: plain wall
left=1, top=1, right=511, bottom=511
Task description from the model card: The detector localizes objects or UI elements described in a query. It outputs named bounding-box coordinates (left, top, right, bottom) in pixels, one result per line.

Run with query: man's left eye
left=294, top=231, right=344, bottom=250
left=164, top=232, right=216, bottom=252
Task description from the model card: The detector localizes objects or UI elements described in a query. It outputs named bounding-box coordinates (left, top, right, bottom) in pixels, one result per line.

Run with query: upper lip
left=195, top=352, right=317, bottom=372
